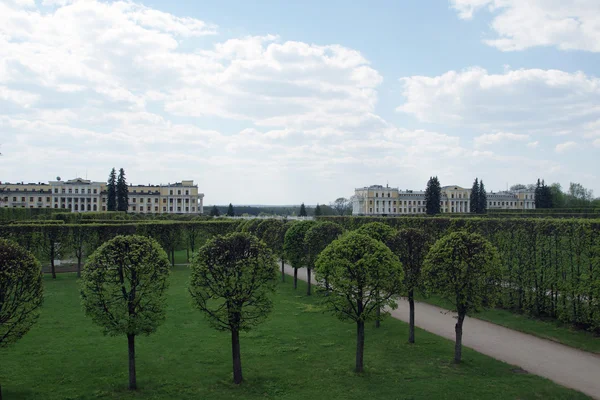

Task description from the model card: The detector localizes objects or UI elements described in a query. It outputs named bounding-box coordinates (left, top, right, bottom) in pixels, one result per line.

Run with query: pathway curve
left=283, top=265, right=600, bottom=399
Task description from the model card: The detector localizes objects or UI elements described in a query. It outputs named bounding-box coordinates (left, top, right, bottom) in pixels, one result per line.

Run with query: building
left=1, top=178, right=205, bottom=214
left=352, top=184, right=535, bottom=216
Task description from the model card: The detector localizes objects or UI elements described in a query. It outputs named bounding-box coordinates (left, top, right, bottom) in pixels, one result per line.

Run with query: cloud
left=397, top=67, right=600, bottom=135
left=474, top=132, right=529, bottom=147
left=450, top=0, right=600, bottom=52
left=527, top=141, right=539, bottom=148
left=555, top=141, right=577, bottom=153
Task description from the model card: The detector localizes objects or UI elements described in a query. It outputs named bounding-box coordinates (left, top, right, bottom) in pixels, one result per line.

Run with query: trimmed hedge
left=0, top=208, right=70, bottom=222
left=319, top=216, right=600, bottom=331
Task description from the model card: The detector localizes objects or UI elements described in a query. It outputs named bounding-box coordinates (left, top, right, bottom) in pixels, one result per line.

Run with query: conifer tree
left=226, top=203, right=235, bottom=217
left=299, top=203, right=307, bottom=217
left=424, top=177, right=441, bottom=215
left=478, top=180, right=487, bottom=214
left=210, top=205, right=221, bottom=217
left=116, top=168, right=128, bottom=212
left=469, top=178, right=479, bottom=213
left=107, top=168, right=117, bottom=211
left=314, top=204, right=322, bottom=216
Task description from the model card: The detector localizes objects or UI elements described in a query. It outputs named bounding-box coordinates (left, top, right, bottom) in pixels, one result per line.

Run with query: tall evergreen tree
left=424, top=177, right=441, bottom=215
left=534, top=179, right=553, bottom=208
left=469, top=178, right=479, bottom=213
left=226, top=203, right=235, bottom=217
left=299, top=203, right=307, bottom=217
left=478, top=180, right=487, bottom=214
left=314, top=204, right=322, bottom=216
left=107, top=168, right=117, bottom=211
left=210, top=205, right=221, bottom=217
left=534, top=178, right=542, bottom=209
left=116, top=168, right=129, bottom=212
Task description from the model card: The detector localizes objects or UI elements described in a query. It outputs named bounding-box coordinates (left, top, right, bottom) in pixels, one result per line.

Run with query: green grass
left=415, top=293, right=600, bottom=354
left=1, top=268, right=588, bottom=400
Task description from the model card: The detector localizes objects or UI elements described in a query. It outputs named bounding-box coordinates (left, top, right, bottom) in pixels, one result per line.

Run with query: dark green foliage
left=386, top=228, right=430, bottom=343
left=424, top=231, right=501, bottom=363
left=240, top=218, right=263, bottom=235
left=261, top=220, right=294, bottom=282
left=315, top=231, right=403, bottom=372
left=303, top=221, right=344, bottom=295
left=0, top=239, right=44, bottom=400
left=314, top=204, right=322, bottom=216
left=478, top=180, right=487, bottom=214
left=424, top=176, right=441, bottom=215
left=116, top=168, right=129, bottom=212
left=355, top=221, right=396, bottom=242
left=189, top=232, right=277, bottom=384
left=226, top=203, right=235, bottom=217
left=0, top=208, right=69, bottom=222
left=535, top=179, right=553, bottom=209
left=470, top=178, right=479, bottom=213
left=107, top=168, right=117, bottom=212
left=283, top=221, right=316, bottom=289
left=209, top=205, right=220, bottom=217
left=299, top=203, right=307, bottom=217
left=80, top=235, right=171, bottom=390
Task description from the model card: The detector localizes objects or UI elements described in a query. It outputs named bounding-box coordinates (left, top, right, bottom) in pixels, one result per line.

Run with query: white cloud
left=527, top=141, right=539, bottom=148
left=474, top=132, right=529, bottom=147
left=593, top=139, right=600, bottom=148
left=397, top=67, right=600, bottom=135
left=450, top=0, right=600, bottom=52
left=555, top=141, right=577, bottom=153
left=0, top=86, right=39, bottom=107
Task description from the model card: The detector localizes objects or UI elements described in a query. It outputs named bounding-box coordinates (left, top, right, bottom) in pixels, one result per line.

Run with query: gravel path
left=283, top=265, right=600, bottom=399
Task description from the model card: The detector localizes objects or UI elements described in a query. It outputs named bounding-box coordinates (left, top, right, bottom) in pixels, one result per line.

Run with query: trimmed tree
left=226, top=203, right=235, bottom=217
left=355, top=222, right=396, bottom=327
left=283, top=220, right=316, bottom=289
left=262, top=220, right=294, bottom=282
left=315, top=232, right=403, bottom=373
left=189, top=232, right=277, bottom=384
left=0, top=239, right=44, bottom=400
left=423, top=231, right=501, bottom=363
left=385, top=228, right=430, bottom=343
left=424, top=176, right=441, bottom=215
left=304, top=221, right=344, bottom=295
left=107, top=168, right=117, bottom=212
left=80, top=235, right=171, bottom=390
left=469, top=178, right=479, bottom=213
left=299, top=203, right=307, bottom=217
left=478, top=180, right=487, bottom=214
left=116, top=168, right=129, bottom=212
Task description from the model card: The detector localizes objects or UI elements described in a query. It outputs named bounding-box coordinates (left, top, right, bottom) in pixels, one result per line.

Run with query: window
left=132, top=205, right=136, bottom=211
left=376, top=193, right=378, bottom=197
left=369, top=200, right=372, bottom=205
left=93, top=189, right=97, bottom=194
left=75, top=189, right=78, bottom=194
left=393, top=208, right=396, bottom=213
left=451, top=194, right=454, bottom=199
left=88, top=189, right=91, bottom=194
left=387, top=193, right=390, bottom=197
left=369, top=208, right=372, bottom=213
left=186, top=207, right=189, bottom=212
left=68, top=189, right=72, bottom=194
left=93, top=198, right=97, bottom=203
left=62, top=188, right=65, bottom=194
left=102, top=206, right=106, bottom=211
left=185, top=198, right=189, bottom=203
left=186, top=190, right=189, bottom=195
left=93, top=205, right=97, bottom=211
left=54, top=188, right=58, bottom=193
left=178, top=190, right=181, bottom=195
left=163, top=207, right=167, bottom=211
left=192, top=207, right=195, bottom=212
left=147, top=206, right=151, bottom=211
left=169, top=198, right=173, bottom=203
left=177, top=206, right=181, bottom=212
left=163, top=198, right=167, bottom=203
left=155, top=198, right=158, bottom=203
left=87, top=204, right=91, bottom=211
left=74, top=204, right=78, bottom=211
left=132, top=198, right=136, bottom=203
left=46, top=197, right=50, bottom=202
left=12, top=197, right=16, bottom=201
left=54, top=198, right=58, bottom=202
left=376, top=208, right=378, bottom=212
left=147, top=198, right=151, bottom=203
left=155, top=206, right=159, bottom=212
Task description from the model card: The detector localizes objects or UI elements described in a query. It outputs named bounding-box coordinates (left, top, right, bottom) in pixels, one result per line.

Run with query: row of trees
left=106, top=168, right=129, bottom=212
left=208, top=198, right=353, bottom=218
left=511, top=180, right=598, bottom=209
left=469, top=178, right=487, bottom=214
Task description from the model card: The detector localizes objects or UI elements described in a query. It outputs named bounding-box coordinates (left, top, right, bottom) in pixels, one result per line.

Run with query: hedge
left=0, top=208, right=70, bottom=221
left=318, top=216, right=600, bottom=331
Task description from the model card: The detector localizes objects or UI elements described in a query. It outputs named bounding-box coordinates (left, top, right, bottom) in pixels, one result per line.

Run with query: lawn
left=415, top=293, right=600, bottom=354
left=1, top=267, right=588, bottom=399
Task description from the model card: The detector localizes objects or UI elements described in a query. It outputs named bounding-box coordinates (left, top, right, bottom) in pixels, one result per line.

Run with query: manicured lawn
left=415, top=293, right=600, bottom=354
left=1, top=267, right=588, bottom=399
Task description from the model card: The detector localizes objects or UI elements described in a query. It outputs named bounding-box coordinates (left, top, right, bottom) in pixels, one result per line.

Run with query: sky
left=1, top=0, right=599, bottom=205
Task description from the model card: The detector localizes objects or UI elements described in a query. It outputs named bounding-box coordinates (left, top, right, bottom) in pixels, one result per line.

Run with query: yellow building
left=1, top=178, right=204, bottom=214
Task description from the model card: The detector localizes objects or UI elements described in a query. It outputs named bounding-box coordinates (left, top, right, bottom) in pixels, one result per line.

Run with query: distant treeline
left=212, top=205, right=338, bottom=217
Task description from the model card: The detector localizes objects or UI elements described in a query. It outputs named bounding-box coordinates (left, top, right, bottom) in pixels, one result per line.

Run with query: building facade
left=352, top=184, right=535, bottom=216
left=1, top=178, right=205, bottom=214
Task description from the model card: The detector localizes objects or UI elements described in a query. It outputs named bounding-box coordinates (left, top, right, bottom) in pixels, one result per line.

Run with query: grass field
left=1, top=267, right=589, bottom=399
left=415, top=293, right=600, bottom=354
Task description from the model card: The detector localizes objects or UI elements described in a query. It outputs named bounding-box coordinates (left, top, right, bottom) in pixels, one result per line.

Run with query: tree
left=107, top=168, right=117, bottom=211
left=478, top=180, right=487, bottom=214
left=424, top=176, right=441, bottom=215
left=386, top=229, right=430, bottom=343
left=423, top=231, right=501, bottom=363
left=80, top=235, right=171, bottom=390
left=116, top=168, right=129, bottom=212
left=299, top=203, right=307, bottom=217
left=226, top=203, right=235, bottom=217
left=355, top=222, right=396, bottom=327
left=304, top=221, right=344, bottom=295
left=315, top=232, right=403, bottom=373
left=314, top=204, right=322, bottom=216
left=210, top=205, right=221, bottom=217
left=36, top=225, right=68, bottom=279
left=549, top=183, right=566, bottom=208
left=331, top=197, right=351, bottom=216
left=261, top=220, right=294, bottom=282
left=189, top=232, right=277, bottom=384
left=284, top=221, right=316, bottom=289
left=470, top=178, right=479, bottom=213
left=70, top=223, right=97, bottom=278
left=535, top=179, right=553, bottom=209
left=0, top=239, right=44, bottom=400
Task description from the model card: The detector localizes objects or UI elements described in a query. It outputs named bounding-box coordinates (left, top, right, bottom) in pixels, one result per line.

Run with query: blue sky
left=1, top=0, right=599, bottom=204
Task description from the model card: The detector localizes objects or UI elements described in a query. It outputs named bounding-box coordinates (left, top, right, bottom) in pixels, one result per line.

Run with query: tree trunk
left=50, top=244, right=56, bottom=279
left=355, top=320, right=365, bottom=373
left=231, top=329, right=243, bottom=384
left=77, top=254, right=82, bottom=278
left=0, top=382, right=3, bottom=400
left=454, top=312, right=466, bottom=364
left=127, top=334, right=137, bottom=390
left=375, top=307, right=380, bottom=328
left=409, top=289, right=415, bottom=343
left=293, top=268, right=298, bottom=289
left=281, top=259, right=285, bottom=282
left=171, top=248, right=175, bottom=267
left=186, top=248, right=190, bottom=263
left=307, top=268, right=311, bottom=295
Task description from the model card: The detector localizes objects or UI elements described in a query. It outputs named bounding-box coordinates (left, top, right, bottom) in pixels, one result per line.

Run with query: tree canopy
left=424, top=176, right=441, bottom=215
left=303, top=221, right=344, bottom=295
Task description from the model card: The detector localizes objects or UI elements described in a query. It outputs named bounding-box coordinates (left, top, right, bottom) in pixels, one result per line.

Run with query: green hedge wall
left=0, top=208, right=70, bottom=221
left=319, top=216, right=600, bottom=330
